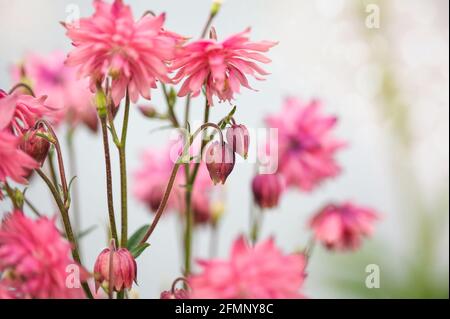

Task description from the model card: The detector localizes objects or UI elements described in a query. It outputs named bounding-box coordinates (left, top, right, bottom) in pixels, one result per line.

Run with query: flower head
left=266, top=97, right=345, bottom=191
left=251, top=173, right=285, bottom=209
left=0, top=89, right=53, bottom=135
left=309, top=202, right=379, bottom=251
left=0, top=211, right=84, bottom=298
left=13, top=51, right=98, bottom=131
left=19, top=126, right=50, bottom=166
left=173, top=28, right=277, bottom=105
left=189, top=236, right=306, bottom=299
left=160, top=289, right=189, bottom=299
left=64, top=0, right=181, bottom=105
left=205, top=141, right=235, bottom=185
left=226, top=123, right=250, bottom=159
left=0, top=131, right=38, bottom=184
left=94, top=241, right=137, bottom=292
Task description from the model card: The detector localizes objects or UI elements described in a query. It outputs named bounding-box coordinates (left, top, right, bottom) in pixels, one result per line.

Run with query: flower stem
left=100, top=115, right=119, bottom=244
left=67, top=128, right=81, bottom=234
left=119, top=91, right=131, bottom=247
left=36, top=168, right=93, bottom=299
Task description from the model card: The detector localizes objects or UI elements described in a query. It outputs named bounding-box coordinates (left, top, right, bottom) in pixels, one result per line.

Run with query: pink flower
left=173, top=28, right=277, bottom=105
left=226, top=124, right=250, bottom=159
left=64, top=0, right=180, bottom=105
left=133, top=141, right=225, bottom=224
left=12, top=51, right=98, bottom=131
left=0, top=131, right=38, bottom=184
left=0, top=89, right=53, bottom=135
left=309, top=202, right=379, bottom=251
left=189, top=236, right=306, bottom=299
left=94, top=241, right=137, bottom=292
left=205, top=141, right=235, bottom=185
left=0, top=211, right=85, bottom=298
left=266, top=97, right=345, bottom=191
left=251, top=173, right=285, bottom=209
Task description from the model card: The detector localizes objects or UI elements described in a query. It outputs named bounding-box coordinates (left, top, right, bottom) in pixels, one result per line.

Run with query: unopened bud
left=205, top=141, right=235, bottom=185
left=19, top=127, right=50, bottom=166
left=138, top=105, right=157, bottom=118
left=251, top=174, right=285, bottom=209
left=226, top=124, right=249, bottom=159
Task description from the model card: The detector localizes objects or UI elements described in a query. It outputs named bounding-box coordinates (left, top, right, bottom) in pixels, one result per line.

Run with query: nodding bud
left=138, top=105, right=157, bottom=118
left=205, top=141, right=235, bottom=185
left=94, top=240, right=137, bottom=292
left=226, top=124, right=250, bottom=159
left=251, top=174, right=285, bottom=209
left=19, top=126, right=50, bottom=166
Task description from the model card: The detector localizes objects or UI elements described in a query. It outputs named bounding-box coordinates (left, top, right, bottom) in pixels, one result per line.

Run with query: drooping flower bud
left=226, top=124, right=250, bottom=159
left=94, top=241, right=137, bottom=292
left=160, top=289, right=190, bottom=299
left=205, top=141, right=235, bottom=185
left=19, top=126, right=50, bottom=166
left=138, top=105, right=157, bottom=118
left=251, top=174, right=285, bottom=209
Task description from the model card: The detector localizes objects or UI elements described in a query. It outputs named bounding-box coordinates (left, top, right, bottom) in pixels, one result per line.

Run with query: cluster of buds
left=205, top=121, right=249, bottom=185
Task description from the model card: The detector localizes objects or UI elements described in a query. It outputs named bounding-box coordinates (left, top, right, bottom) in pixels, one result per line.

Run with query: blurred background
left=0, top=0, right=448, bottom=298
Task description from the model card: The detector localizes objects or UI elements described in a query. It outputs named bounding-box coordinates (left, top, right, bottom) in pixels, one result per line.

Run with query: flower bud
left=251, top=174, right=285, bottom=209
left=226, top=124, right=249, bottom=159
left=138, top=105, right=157, bottom=118
left=205, top=141, right=235, bottom=185
left=19, top=127, right=50, bottom=166
left=94, top=241, right=137, bottom=292
left=160, top=289, right=189, bottom=299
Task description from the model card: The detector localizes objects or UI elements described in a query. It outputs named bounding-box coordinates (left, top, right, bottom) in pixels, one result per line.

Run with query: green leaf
left=130, top=243, right=151, bottom=258
left=127, top=224, right=150, bottom=251
left=76, top=225, right=98, bottom=240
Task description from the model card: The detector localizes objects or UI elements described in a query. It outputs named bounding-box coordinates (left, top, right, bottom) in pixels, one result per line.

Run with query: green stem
left=47, top=149, right=59, bottom=190
left=100, top=116, right=119, bottom=244
left=119, top=91, right=131, bottom=248
left=67, top=129, right=81, bottom=234
left=162, top=83, right=179, bottom=128
left=36, top=169, right=93, bottom=299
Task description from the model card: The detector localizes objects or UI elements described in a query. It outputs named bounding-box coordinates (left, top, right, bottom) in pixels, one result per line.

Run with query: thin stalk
left=36, top=169, right=93, bottom=299
left=162, top=83, right=180, bottom=128
left=67, top=129, right=81, bottom=233
left=119, top=91, right=131, bottom=247
left=8, top=83, right=35, bottom=96
left=24, top=197, right=42, bottom=217
left=100, top=116, right=119, bottom=244
left=209, top=224, right=219, bottom=258
left=47, top=149, right=59, bottom=190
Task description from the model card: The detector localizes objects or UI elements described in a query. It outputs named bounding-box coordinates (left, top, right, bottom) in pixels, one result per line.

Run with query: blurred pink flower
left=160, top=289, right=189, bottom=299
left=189, top=236, right=306, bottom=299
left=309, top=202, right=379, bottom=251
left=12, top=51, right=98, bottom=131
left=0, top=211, right=85, bottom=298
left=266, top=97, right=345, bottom=191
left=251, top=173, right=285, bottom=209
left=0, top=131, right=38, bottom=184
left=173, top=28, right=277, bottom=105
left=64, top=0, right=180, bottom=105
left=133, top=142, right=224, bottom=225
left=0, top=89, right=53, bottom=135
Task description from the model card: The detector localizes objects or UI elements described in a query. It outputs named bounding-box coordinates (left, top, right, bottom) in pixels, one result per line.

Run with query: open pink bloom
left=12, top=51, right=98, bottom=131
left=0, top=211, right=86, bottom=298
left=0, top=131, right=38, bottom=184
left=309, top=202, right=379, bottom=251
left=173, top=28, right=277, bottom=105
left=0, top=89, right=53, bottom=135
left=64, top=0, right=180, bottom=105
left=266, top=97, right=345, bottom=191
left=189, top=236, right=306, bottom=299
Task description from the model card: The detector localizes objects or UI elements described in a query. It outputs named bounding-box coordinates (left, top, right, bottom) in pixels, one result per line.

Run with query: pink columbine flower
left=64, top=0, right=181, bottom=105
left=12, top=51, right=98, bottom=131
left=205, top=141, right=235, bottom=185
left=19, top=126, right=50, bottom=166
left=189, top=236, right=307, bottom=299
left=0, top=89, right=53, bottom=135
left=0, top=131, right=38, bottom=184
left=309, top=202, right=379, bottom=251
left=172, top=28, right=277, bottom=105
left=133, top=143, right=225, bottom=225
left=226, top=123, right=250, bottom=159
left=265, top=97, right=345, bottom=191
left=160, top=289, right=190, bottom=299
left=251, top=173, right=285, bottom=209
left=94, top=241, right=137, bottom=292
left=0, top=211, right=85, bottom=298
